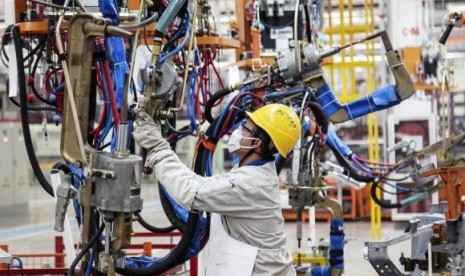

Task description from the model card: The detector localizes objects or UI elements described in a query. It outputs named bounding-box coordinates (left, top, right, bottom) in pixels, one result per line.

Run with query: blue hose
left=158, top=14, right=190, bottom=65
left=85, top=250, right=95, bottom=276
left=264, top=87, right=310, bottom=99
left=311, top=218, right=344, bottom=276
left=8, top=256, right=23, bottom=269
left=68, top=164, right=84, bottom=226
left=99, top=0, right=119, bottom=24
left=186, top=70, right=197, bottom=130
left=326, top=127, right=352, bottom=157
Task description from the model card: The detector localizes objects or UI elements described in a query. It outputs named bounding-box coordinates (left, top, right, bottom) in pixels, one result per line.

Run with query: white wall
left=387, top=0, right=433, bottom=48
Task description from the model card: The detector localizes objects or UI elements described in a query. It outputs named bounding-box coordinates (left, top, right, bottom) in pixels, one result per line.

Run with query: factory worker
left=132, top=103, right=301, bottom=276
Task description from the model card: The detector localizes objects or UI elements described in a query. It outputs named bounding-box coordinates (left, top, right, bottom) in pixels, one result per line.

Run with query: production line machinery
left=362, top=12, right=465, bottom=275
left=5, top=0, right=453, bottom=275
left=364, top=132, right=465, bottom=275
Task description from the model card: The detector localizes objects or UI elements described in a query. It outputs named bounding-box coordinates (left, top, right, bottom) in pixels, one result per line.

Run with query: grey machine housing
left=91, top=152, right=144, bottom=213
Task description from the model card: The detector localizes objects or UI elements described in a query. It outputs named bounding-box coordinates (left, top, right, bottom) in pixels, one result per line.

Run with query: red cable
left=352, top=158, right=378, bottom=174
left=90, top=62, right=107, bottom=147
left=91, top=63, right=107, bottom=130
left=218, top=92, right=263, bottom=137
left=96, top=38, right=120, bottom=127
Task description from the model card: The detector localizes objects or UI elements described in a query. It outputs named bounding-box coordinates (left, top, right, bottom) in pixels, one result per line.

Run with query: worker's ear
left=252, top=138, right=262, bottom=149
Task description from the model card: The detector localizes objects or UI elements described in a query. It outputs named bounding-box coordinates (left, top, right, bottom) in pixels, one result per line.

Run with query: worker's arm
left=132, top=109, right=272, bottom=216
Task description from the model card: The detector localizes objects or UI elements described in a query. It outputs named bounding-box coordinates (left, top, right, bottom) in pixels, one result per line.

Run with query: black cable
left=306, top=137, right=318, bottom=171
left=307, top=101, right=328, bottom=134
left=328, top=142, right=375, bottom=183
left=12, top=25, right=54, bottom=197
left=131, top=79, right=138, bottom=103
left=91, top=213, right=104, bottom=273
left=9, top=97, right=61, bottom=113
left=26, top=0, right=72, bottom=10
left=23, top=37, right=45, bottom=63
left=68, top=223, right=105, bottom=276
left=1, top=29, right=43, bottom=67
left=370, top=179, right=402, bottom=209
left=29, top=35, right=55, bottom=106
left=100, top=141, right=111, bottom=150
left=135, top=212, right=176, bottom=233
left=439, top=24, right=454, bottom=45
left=51, top=162, right=71, bottom=174
left=304, top=4, right=312, bottom=43
left=204, top=86, right=233, bottom=123
left=87, top=67, right=97, bottom=146
left=0, top=25, right=13, bottom=67
left=116, top=211, right=201, bottom=275
left=50, top=163, right=85, bottom=186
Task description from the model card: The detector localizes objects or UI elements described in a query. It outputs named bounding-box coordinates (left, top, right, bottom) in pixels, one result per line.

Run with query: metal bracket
left=60, top=14, right=131, bottom=166
left=364, top=217, right=444, bottom=275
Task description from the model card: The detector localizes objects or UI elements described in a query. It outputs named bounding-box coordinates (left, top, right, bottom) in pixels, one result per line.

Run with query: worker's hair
left=253, top=126, right=277, bottom=158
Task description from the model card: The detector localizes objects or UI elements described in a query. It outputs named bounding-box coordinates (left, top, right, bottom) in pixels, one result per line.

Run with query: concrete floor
left=0, top=184, right=412, bottom=275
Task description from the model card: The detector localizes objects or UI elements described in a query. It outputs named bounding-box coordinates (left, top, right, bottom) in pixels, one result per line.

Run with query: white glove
left=132, top=109, right=170, bottom=155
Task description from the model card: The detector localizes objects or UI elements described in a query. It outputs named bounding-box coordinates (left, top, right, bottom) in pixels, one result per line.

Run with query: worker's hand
left=132, top=109, right=170, bottom=154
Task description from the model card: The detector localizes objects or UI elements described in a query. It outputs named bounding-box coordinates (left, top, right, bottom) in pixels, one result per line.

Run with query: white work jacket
left=149, top=148, right=295, bottom=276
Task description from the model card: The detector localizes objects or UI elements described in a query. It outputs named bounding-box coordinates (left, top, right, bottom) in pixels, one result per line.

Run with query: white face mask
left=225, top=125, right=259, bottom=153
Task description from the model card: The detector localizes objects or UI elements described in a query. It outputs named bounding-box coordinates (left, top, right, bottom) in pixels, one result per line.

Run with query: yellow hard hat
left=246, top=104, right=301, bottom=156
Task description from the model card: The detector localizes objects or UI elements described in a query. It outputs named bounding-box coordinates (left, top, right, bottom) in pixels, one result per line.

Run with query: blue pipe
left=99, top=0, right=119, bottom=24
left=311, top=219, right=344, bottom=276
left=158, top=15, right=190, bottom=65
left=85, top=250, right=95, bottom=276
left=316, top=82, right=401, bottom=121
left=326, top=127, right=352, bottom=157
left=265, top=88, right=311, bottom=99
left=186, top=70, right=197, bottom=129
left=401, top=191, right=429, bottom=206
left=68, top=164, right=84, bottom=226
